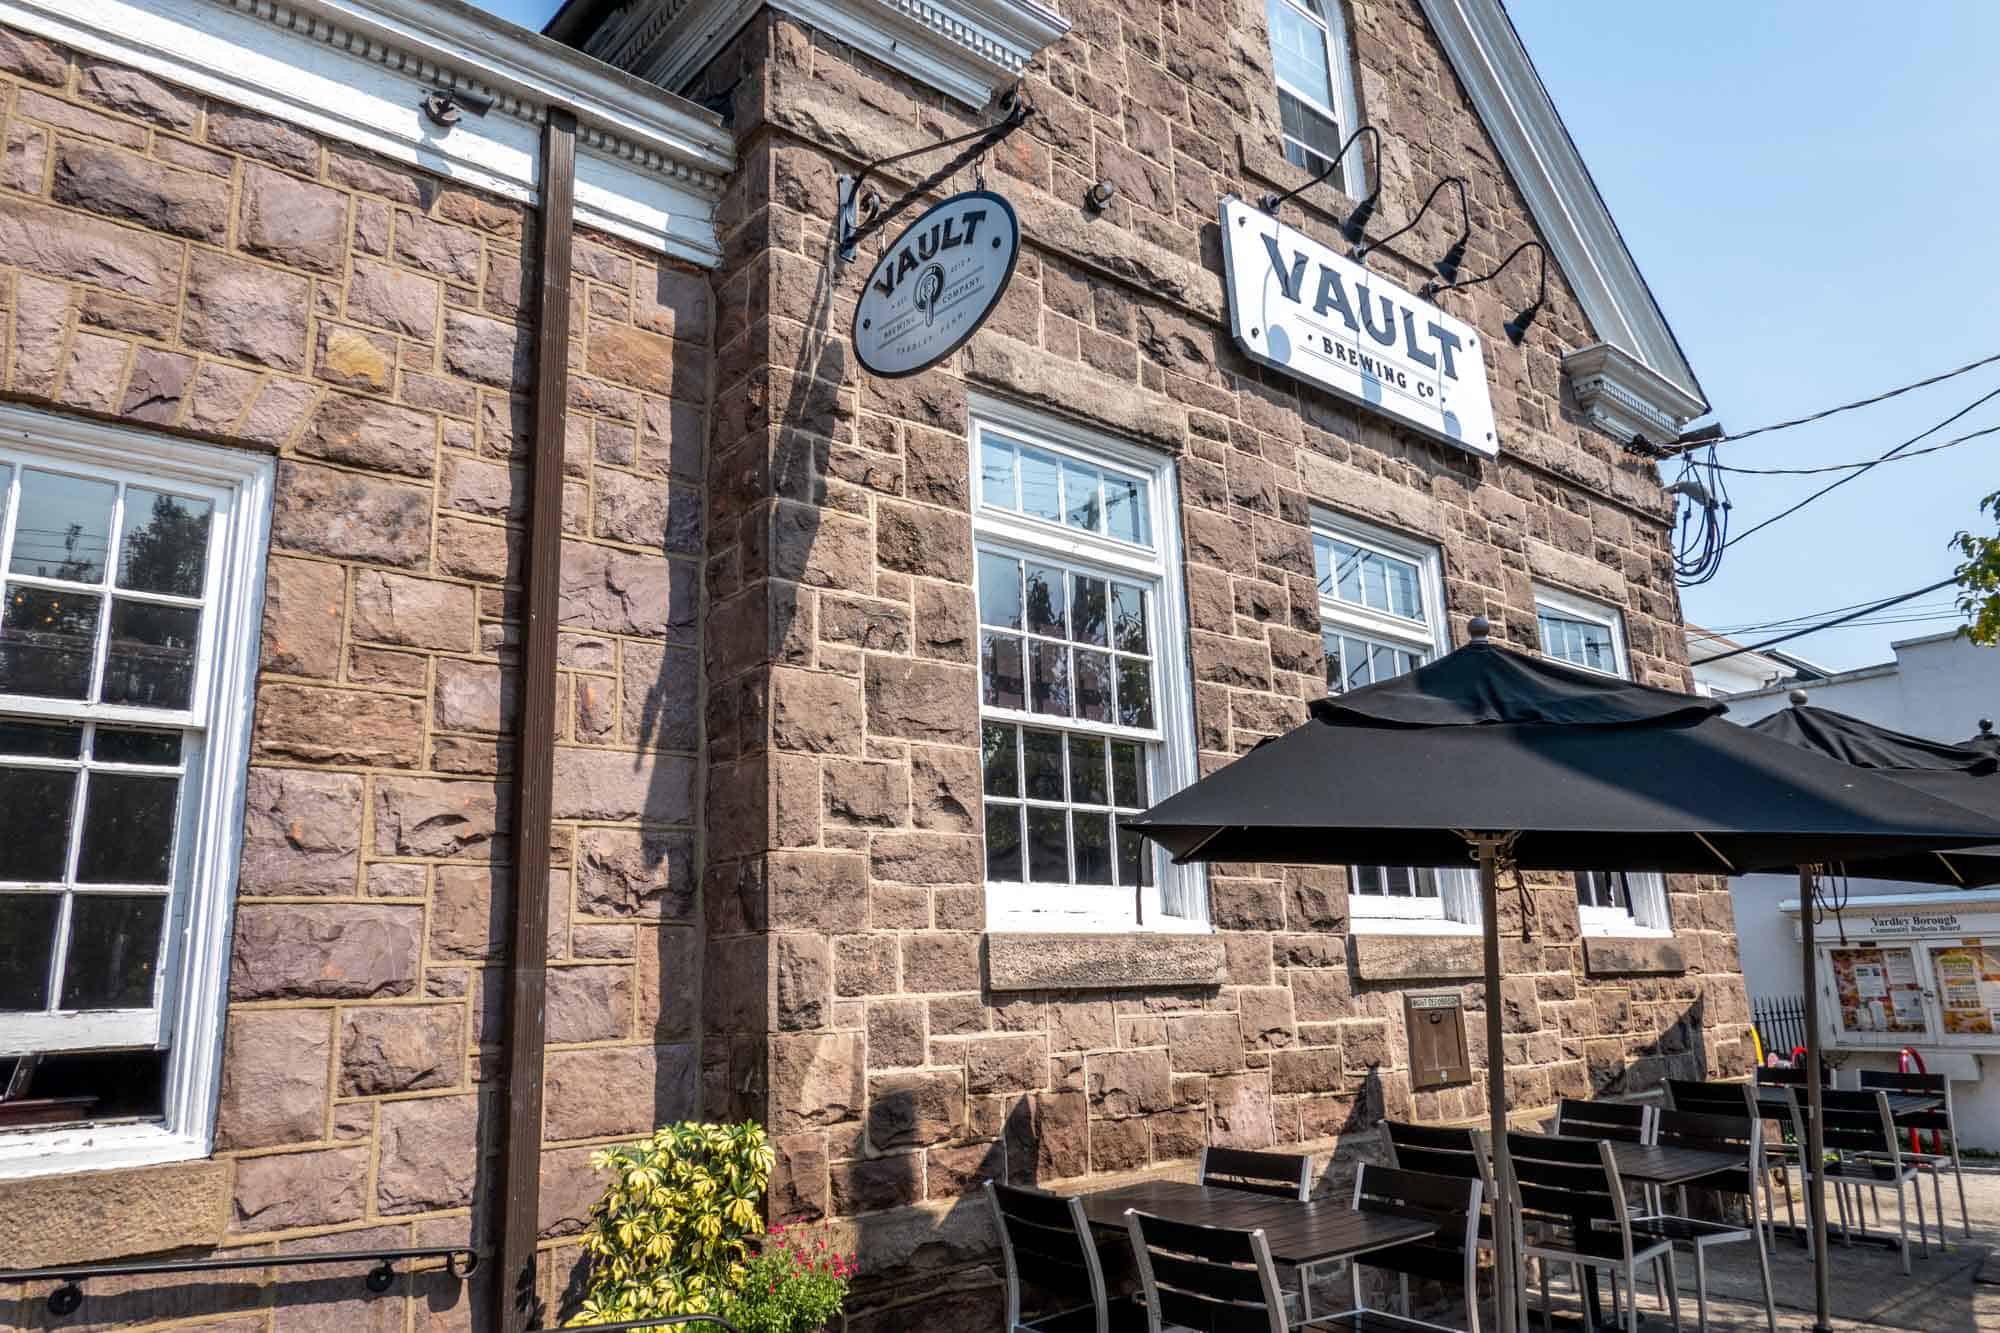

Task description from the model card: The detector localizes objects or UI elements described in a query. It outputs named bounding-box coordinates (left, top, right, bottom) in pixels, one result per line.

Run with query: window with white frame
left=1265, top=0, right=1365, bottom=192
left=1313, top=517, right=1478, bottom=930
left=0, top=408, right=270, bottom=1175
left=973, top=403, right=1203, bottom=932
left=1532, top=586, right=1672, bottom=936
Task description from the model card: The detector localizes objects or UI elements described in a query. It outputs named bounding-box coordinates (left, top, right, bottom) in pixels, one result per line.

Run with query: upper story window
left=1266, top=0, right=1365, bottom=192
left=974, top=402, right=1202, bottom=933
left=0, top=408, right=270, bottom=1176
left=1314, top=516, right=1477, bottom=931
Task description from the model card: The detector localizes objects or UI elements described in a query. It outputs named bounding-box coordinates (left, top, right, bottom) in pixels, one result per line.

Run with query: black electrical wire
left=1721, top=384, right=2000, bottom=553
left=1711, top=420, right=2000, bottom=476
left=1668, top=440, right=1730, bottom=586
left=1701, top=594, right=1961, bottom=636
left=1664, top=349, right=2000, bottom=455
left=1688, top=577, right=1959, bottom=665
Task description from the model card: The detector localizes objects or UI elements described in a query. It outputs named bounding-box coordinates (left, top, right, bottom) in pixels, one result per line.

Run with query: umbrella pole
left=1478, top=836, right=1518, bottom=1333
left=1800, top=865, right=1832, bottom=1333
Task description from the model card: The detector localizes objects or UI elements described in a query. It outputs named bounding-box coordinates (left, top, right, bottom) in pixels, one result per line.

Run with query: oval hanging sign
left=852, top=190, right=1019, bottom=379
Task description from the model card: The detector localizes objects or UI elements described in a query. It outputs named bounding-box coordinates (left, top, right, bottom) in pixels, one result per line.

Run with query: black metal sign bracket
left=837, top=89, right=1032, bottom=262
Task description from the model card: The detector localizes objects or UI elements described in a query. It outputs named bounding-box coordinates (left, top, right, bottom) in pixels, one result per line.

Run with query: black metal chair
left=1509, top=1132, right=1677, bottom=1333
left=1551, top=1097, right=1652, bottom=1145
left=1858, top=1068, right=1968, bottom=1239
left=1122, top=1209, right=1293, bottom=1333
left=1384, top=1121, right=1517, bottom=1333
left=1816, top=1089, right=1928, bottom=1273
left=1324, top=1164, right=1485, bottom=1333
left=1666, top=1078, right=1795, bottom=1237
left=985, top=1180, right=1146, bottom=1333
left=1626, top=1107, right=1778, bottom=1333
left=1199, top=1145, right=1313, bottom=1201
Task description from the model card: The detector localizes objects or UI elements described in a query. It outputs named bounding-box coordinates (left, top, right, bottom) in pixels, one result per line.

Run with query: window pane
left=1104, top=473, right=1149, bottom=546
left=979, top=437, right=1017, bottom=510
left=985, top=802, right=1023, bottom=881
left=102, top=600, right=200, bottom=709
left=1351, top=866, right=1384, bottom=895
left=1030, top=641, right=1070, bottom=716
left=1019, top=447, right=1062, bottom=522
left=116, top=488, right=212, bottom=597
left=1268, top=0, right=1335, bottom=105
left=1110, top=740, right=1147, bottom=808
left=1116, top=657, right=1154, bottom=729
left=1369, top=642, right=1400, bottom=683
left=1026, top=807, right=1069, bottom=882
left=1022, top=729, right=1065, bottom=801
left=982, top=723, right=1019, bottom=797
left=60, top=893, right=165, bottom=1009
left=1073, top=812, right=1113, bottom=884
left=1072, top=576, right=1108, bottom=646
left=1361, top=552, right=1389, bottom=612
left=1069, top=734, right=1108, bottom=806
left=0, top=894, right=59, bottom=1009
left=1063, top=462, right=1102, bottom=533
left=1388, top=560, right=1422, bottom=621
left=0, top=765, right=76, bottom=881
left=1323, top=632, right=1344, bottom=693
left=0, top=717, right=82, bottom=757
left=1025, top=564, right=1066, bottom=637
left=1073, top=649, right=1113, bottom=723
left=977, top=552, right=1022, bottom=630
left=76, top=772, right=178, bottom=884
left=1540, top=610, right=1617, bottom=675
left=0, top=585, right=102, bottom=698
left=1332, top=541, right=1363, bottom=603
left=1343, top=635, right=1372, bottom=691
left=11, top=470, right=115, bottom=582
left=94, top=727, right=182, bottom=766
left=1111, top=582, right=1149, bottom=653
left=1117, top=829, right=1154, bottom=888
left=981, top=631, right=1024, bottom=709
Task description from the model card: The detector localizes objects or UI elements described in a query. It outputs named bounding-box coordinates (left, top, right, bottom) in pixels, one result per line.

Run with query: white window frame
left=1312, top=513, right=1478, bottom=934
left=1266, top=0, right=1368, bottom=194
left=1532, top=584, right=1671, bottom=938
left=0, top=406, right=271, bottom=1178
left=971, top=396, right=1205, bottom=934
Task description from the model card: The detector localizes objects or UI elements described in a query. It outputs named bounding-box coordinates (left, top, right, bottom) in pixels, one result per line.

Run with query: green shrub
left=721, top=1225, right=855, bottom=1333
left=570, top=1121, right=775, bottom=1325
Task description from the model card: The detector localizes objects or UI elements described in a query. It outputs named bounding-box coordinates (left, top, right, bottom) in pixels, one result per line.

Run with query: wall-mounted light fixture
left=1351, top=174, right=1470, bottom=281
left=1259, top=124, right=1382, bottom=246
left=1422, top=239, right=1547, bottom=345
left=422, top=87, right=495, bottom=129
left=1084, top=179, right=1118, bottom=213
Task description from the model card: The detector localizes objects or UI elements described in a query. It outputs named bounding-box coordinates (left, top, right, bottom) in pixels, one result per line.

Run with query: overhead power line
left=1710, top=420, right=2000, bottom=476
left=1689, top=577, right=1959, bottom=666
left=1661, top=348, right=2000, bottom=456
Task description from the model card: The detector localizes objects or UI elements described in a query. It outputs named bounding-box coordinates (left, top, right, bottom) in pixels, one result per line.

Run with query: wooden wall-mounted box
left=1405, top=988, right=1472, bottom=1090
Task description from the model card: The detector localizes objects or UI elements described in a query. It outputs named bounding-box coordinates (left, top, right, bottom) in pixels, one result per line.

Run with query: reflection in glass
left=102, top=600, right=200, bottom=709
left=1118, top=828, right=1153, bottom=888
left=1021, top=729, right=1064, bottom=801
left=76, top=772, right=178, bottom=884
left=1110, top=740, right=1147, bottom=808
left=0, top=895, right=59, bottom=1009
left=977, top=552, right=1021, bottom=630
left=1068, top=734, right=1108, bottom=805
left=981, top=723, right=1018, bottom=797
left=979, top=438, right=1017, bottom=511
left=94, top=728, right=182, bottom=766
left=1073, top=649, right=1112, bottom=723
left=1024, top=565, right=1066, bottom=637
left=1027, top=807, right=1068, bottom=882
left=1072, top=576, right=1107, bottom=646
left=1116, top=657, right=1154, bottom=729
left=1110, top=582, right=1148, bottom=653
left=117, top=488, right=212, bottom=597
left=11, top=470, right=115, bottom=582
left=0, top=585, right=102, bottom=699
left=0, top=717, right=83, bottom=757
left=1104, top=474, right=1149, bottom=546
left=60, top=894, right=165, bottom=1009
left=980, top=632, right=1024, bottom=710
left=0, top=765, right=76, bottom=881
left=985, top=802, right=1022, bottom=881
left=1072, top=812, right=1112, bottom=884
left=1388, top=561, right=1421, bottom=620
left=1323, top=632, right=1345, bottom=694
left=1030, top=642, right=1070, bottom=716
left=1019, top=448, right=1061, bottom=522
left=1063, top=462, right=1102, bottom=533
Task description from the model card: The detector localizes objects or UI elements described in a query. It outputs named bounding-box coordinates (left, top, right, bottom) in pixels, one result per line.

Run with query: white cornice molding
left=0, top=0, right=736, bottom=265
left=593, top=0, right=1070, bottom=108
left=1417, top=0, right=1709, bottom=430
left=1563, top=342, right=1707, bottom=444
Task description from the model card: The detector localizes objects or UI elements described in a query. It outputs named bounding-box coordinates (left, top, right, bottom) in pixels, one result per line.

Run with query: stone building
left=0, top=0, right=1748, bottom=1328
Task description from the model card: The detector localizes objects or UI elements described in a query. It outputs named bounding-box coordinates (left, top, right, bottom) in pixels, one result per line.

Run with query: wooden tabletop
left=1600, top=1142, right=1744, bottom=1187
left=1076, top=1179, right=1436, bottom=1269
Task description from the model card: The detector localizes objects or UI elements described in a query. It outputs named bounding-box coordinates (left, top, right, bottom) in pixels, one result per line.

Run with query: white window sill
left=1578, top=924, right=1674, bottom=940
left=0, top=1119, right=203, bottom=1180
left=985, top=910, right=1212, bottom=935
left=1349, top=913, right=1480, bottom=937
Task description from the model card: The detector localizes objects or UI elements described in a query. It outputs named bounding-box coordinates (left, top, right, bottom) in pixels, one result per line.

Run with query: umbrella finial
left=1788, top=689, right=1810, bottom=707
left=1468, top=615, right=1491, bottom=641
left=1983, top=718, right=1994, bottom=736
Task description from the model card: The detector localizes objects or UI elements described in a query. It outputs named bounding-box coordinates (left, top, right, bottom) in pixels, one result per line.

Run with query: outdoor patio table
left=1075, top=1178, right=1437, bottom=1270
left=1753, top=1089, right=1941, bottom=1122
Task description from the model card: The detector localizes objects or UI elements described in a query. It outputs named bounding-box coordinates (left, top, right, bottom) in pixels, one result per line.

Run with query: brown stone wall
left=685, top=2, right=1751, bottom=1327
left=0, top=27, right=708, bottom=1329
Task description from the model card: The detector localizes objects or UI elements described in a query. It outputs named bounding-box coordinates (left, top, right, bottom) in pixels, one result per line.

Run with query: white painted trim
left=1562, top=342, right=1706, bottom=446
left=0, top=406, right=271, bottom=1177
left=0, top=0, right=735, bottom=265
left=1415, top=0, right=1707, bottom=426
left=591, top=0, right=1071, bottom=109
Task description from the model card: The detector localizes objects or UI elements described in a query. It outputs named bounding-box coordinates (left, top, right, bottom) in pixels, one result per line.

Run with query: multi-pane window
left=974, top=407, right=1200, bottom=931
left=0, top=412, right=269, bottom=1173
left=1313, top=518, right=1476, bottom=927
left=1265, top=0, right=1363, bottom=191
left=1536, top=589, right=1626, bottom=678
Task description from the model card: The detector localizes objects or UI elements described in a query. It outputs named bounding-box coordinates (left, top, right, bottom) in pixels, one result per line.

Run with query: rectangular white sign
left=1219, top=196, right=1499, bottom=458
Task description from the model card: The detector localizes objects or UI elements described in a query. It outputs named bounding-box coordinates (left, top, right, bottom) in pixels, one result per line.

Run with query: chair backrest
left=1553, top=1097, right=1652, bottom=1144
left=1124, top=1209, right=1287, bottom=1333
left=1655, top=1106, right=1760, bottom=1179
left=985, top=1181, right=1111, bottom=1333
left=1756, top=1063, right=1833, bottom=1088
left=1350, top=1164, right=1483, bottom=1318
left=1857, top=1068, right=1953, bottom=1134
left=1816, top=1089, right=1897, bottom=1162
left=1665, top=1079, right=1756, bottom=1121
left=1198, top=1146, right=1312, bottom=1201
left=1384, top=1120, right=1494, bottom=1193
left=1507, top=1132, right=1631, bottom=1256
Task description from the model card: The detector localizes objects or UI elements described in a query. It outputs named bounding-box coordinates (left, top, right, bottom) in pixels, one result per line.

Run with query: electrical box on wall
left=1406, top=989, right=1472, bottom=1089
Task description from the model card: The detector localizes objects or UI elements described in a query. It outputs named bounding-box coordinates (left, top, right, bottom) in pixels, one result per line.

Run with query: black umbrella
left=1126, top=620, right=2000, bottom=1333
left=1747, top=696, right=2000, bottom=886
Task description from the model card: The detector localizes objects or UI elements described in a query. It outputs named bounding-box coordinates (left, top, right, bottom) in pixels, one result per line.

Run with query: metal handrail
left=0, top=1245, right=479, bottom=1317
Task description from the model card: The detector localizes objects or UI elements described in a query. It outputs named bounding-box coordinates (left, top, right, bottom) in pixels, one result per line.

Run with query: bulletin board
left=1828, top=945, right=1928, bottom=1036
left=1931, top=943, right=2000, bottom=1036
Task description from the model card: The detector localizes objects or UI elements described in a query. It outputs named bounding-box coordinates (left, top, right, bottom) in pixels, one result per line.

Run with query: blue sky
left=486, top=0, right=1997, bottom=671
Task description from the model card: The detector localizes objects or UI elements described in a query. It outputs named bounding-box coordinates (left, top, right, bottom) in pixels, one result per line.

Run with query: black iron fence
left=1752, top=992, right=1808, bottom=1062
